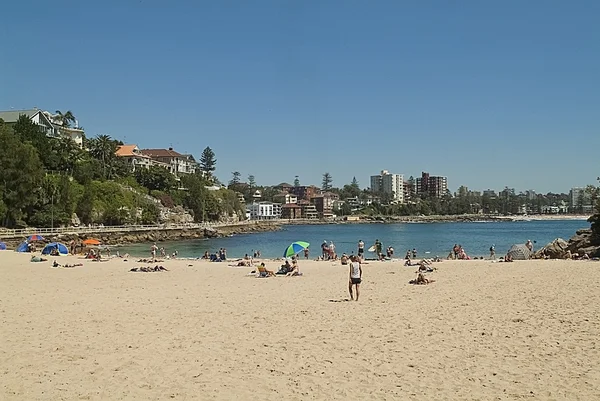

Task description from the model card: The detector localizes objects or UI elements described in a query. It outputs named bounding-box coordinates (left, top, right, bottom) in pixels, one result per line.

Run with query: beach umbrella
left=506, top=244, right=532, bottom=260
left=82, top=238, right=101, bottom=246
left=27, top=234, right=45, bottom=242
left=41, top=242, right=68, bottom=256
left=16, top=241, right=29, bottom=252
left=0, top=242, right=6, bottom=250
left=283, top=241, right=310, bottom=258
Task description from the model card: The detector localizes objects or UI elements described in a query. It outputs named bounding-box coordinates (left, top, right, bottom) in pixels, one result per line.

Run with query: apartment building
left=570, top=187, right=594, bottom=213
left=416, top=172, right=448, bottom=198
left=370, top=170, right=404, bottom=203
left=247, top=201, right=282, bottom=220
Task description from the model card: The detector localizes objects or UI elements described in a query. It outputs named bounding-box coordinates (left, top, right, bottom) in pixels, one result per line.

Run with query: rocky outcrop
left=566, top=229, right=600, bottom=258
left=535, top=238, right=569, bottom=259
left=47, top=223, right=281, bottom=246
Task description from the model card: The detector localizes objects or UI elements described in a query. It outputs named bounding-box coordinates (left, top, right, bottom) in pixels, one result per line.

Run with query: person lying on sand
left=53, top=261, right=83, bottom=268
left=30, top=256, right=47, bottom=263
left=409, top=273, right=435, bottom=285
left=416, top=262, right=436, bottom=273
left=129, top=266, right=168, bottom=272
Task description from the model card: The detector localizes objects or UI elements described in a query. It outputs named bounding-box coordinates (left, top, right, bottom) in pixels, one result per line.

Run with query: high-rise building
left=570, top=187, right=593, bottom=213
left=415, top=172, right=448, bottom=198
left=370, top=170, right=404, bottom=203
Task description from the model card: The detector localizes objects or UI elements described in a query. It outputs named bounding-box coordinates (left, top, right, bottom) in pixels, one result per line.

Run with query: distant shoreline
left=282, top=214, right=590, bottom=225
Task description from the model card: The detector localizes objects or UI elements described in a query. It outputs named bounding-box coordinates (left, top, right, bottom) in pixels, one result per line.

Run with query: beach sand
left=1, top=252, right=600, bottom=400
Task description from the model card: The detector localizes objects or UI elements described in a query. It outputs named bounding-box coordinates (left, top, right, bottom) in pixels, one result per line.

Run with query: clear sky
left=1, top=1, right=599, bottom=194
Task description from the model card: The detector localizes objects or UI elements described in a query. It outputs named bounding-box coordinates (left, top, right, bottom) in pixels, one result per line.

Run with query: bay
left=118, top=219, right=589, bottom=259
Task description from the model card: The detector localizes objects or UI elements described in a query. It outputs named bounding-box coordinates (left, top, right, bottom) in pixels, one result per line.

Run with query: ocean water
left=117, top=219, right=589, bottom=259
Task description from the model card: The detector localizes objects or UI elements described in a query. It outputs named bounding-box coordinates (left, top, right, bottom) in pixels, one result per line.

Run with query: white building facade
left=248, top=202, right=282, bottom=220
left=370, top=170, right=404, bottom=204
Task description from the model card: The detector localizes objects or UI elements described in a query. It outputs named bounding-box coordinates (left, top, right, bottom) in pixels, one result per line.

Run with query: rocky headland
left=0, top=222, right=281, bottom=248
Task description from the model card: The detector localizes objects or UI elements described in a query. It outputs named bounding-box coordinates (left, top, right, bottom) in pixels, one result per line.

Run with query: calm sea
left=117, top=219, right=588, bottom=259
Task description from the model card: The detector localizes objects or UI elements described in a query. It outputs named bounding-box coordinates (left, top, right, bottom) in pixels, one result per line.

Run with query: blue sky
left=1, top=1, right=599, bottom=194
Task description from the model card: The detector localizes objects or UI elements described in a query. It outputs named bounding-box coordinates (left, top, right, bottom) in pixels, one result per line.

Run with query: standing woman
left=348, top=255, right=362, bottom=301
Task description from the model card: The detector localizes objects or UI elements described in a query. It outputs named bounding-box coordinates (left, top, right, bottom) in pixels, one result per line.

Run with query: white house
left=0, top=108, right=85, bottom=148
left=247, top=201, right=281, bottom=220
left=141, top=148, right=197, bottom=176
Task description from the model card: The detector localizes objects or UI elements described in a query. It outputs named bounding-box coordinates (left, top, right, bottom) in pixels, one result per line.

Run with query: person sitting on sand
left=340, top=253, right=349, bottom=265
left=409, top=272, right=435, bottom=285
left=276, top=260, right=293, bottom=274
left=286, top=259, right=301, bottom=277
left=258, top=262, right=275, bottom=277
left=201, top=251, right=210, bottom=259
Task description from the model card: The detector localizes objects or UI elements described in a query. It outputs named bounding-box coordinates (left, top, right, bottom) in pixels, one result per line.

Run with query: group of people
left=450, top=244, right=470, bottom=260
left=150, top=243, right=178, bottom=261
left=321, top=240, right=337, bottom=260
left=200, top=248, right=226, bottom=262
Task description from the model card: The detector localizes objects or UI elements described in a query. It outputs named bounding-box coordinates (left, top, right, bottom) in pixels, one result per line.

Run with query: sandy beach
left=2, top=252, right=600, bottom=400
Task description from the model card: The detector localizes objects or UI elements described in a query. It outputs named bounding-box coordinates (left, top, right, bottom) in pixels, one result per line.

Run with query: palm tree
left=54, top=110, right=76, bottom=128
left=89, top=134, right=117, bottom=179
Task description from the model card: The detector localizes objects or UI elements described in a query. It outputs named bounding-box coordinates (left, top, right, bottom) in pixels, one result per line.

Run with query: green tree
left=12, top=115, right=50, bottom=164
left=294, top=176, right=300, bottom=187
left=248, top=174, right=256, bottom=188
left=229, top=171, right=241, bottom=186
left=88, top=134, right=121, bottom=179
left=135, top=166, right=177, bottom=192
left=199, top=147, right=217, bottom=180
left=322, top=172, right=333, bottom=191
left=46, top=136, right=82, bottom=174
left=0, top=125, right=45, bottom=227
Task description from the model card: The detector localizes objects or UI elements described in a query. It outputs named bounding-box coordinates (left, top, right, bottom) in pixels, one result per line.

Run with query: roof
left=0, top=109, right=41, bottom=123
left=141, top=148, right=184, bottom=158
left=281, top=203, right=301, bottom=208
left=116, top=144, right=149, bottom=158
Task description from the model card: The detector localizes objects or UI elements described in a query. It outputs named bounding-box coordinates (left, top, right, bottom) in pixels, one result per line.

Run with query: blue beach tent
left=0, top=242, right=6, bottom=250
left=16, top=241, right=29, bottom=252
left=41, top=242, right=68, bottom=256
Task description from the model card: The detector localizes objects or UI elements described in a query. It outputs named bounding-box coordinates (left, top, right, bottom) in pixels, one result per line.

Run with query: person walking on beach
left=489, top=244, right=496, bottom=259
left=151, top=243, right=158, bottom=260
left=348, top=255, right=362, bottom=301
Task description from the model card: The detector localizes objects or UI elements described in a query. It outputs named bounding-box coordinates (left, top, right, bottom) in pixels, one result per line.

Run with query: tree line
left=0, top=115, right=243, bottom=228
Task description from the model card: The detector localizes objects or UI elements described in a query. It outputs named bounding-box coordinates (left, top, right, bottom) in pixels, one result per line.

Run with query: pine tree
left=199, top=147, right=217, bottom=180
left=322, top=172, right=333, bottom=191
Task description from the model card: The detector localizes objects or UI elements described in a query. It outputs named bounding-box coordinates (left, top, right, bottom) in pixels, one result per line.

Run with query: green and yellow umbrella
left=283, top=241, right=310, bottom=258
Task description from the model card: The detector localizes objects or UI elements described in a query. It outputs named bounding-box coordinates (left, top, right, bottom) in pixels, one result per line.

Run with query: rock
left=567, top=228, right=600, bottom=257
left=71, top=213, right=81, bottom=227
left=536, top=238, right=569, bottom=259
